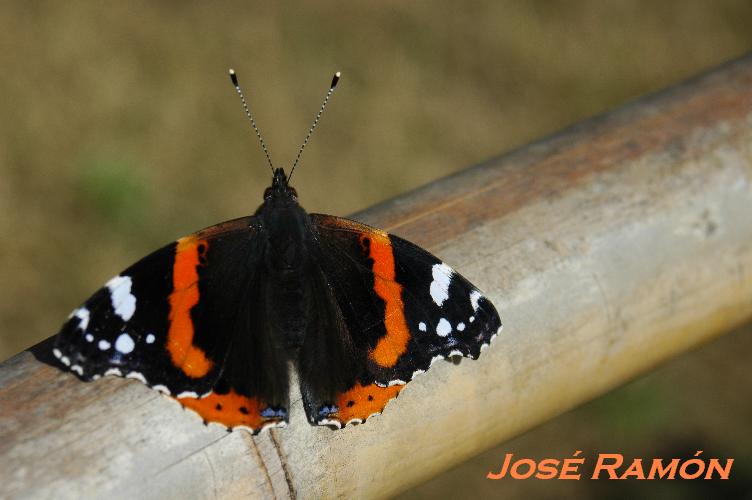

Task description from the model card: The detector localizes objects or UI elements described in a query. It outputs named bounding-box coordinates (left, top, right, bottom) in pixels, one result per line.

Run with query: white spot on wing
left=85, top=334, right=94, bottom=342
left=125, top=372, right=147, bottom=383
left=430, top=263, right=453, bottom=307
left=318, top=418, right=343, bottom=428
left=436, top=318, right=452, bottom=337
left=418, top=322, right=427, bottom=332
left=72, top=307, right=90, bottom=331
left=106, top=275, right=137, bottom=322
left=145, top=333, right=156, bottom=344
left=262, top=421, right=288, bottom=431
left=470, top=290, right=482, bottom=311
left=457, top=322, right=466, bottom=331
left=115, top=333, right=135, bottom=354
left=469, top=315, right=475, bottom=323
left=98, top=340, right=111, bottom=351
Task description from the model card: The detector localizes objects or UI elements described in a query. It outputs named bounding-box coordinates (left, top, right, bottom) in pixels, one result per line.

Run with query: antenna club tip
left=229, top=69, right=239, bottom=86
left=330, top=71, right=341, bottom=89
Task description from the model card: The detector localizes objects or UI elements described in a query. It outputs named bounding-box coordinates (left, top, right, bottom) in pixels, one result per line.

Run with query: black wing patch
left=302, top=214, right=502, bottom=427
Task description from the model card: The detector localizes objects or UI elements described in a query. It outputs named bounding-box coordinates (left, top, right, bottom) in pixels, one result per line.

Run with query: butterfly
left=52, top=70, right=502, bottom=433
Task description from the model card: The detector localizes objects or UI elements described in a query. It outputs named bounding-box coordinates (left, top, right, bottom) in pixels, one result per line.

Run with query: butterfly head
left=264, top=168, right=298, bottom=202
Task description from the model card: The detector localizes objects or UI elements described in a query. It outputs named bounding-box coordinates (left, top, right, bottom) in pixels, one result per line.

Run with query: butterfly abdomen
left=265, top=273, right=309, bottom=350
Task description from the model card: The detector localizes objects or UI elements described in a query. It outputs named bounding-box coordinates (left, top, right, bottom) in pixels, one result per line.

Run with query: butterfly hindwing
left=302, top=214, right=502, bottom=427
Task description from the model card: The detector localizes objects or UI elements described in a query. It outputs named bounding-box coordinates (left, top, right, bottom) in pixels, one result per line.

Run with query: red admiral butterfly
left=52, top=70, right=502, bottom=433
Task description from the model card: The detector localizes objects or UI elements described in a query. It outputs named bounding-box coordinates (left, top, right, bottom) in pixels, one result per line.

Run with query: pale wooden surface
left=2, top=56, right=752, bottom=499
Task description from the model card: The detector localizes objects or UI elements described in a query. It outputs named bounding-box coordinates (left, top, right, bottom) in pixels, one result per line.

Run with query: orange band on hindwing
left=360, top=230, right=410, bottom=368
left=335, top=382, right=403, bottom=423
left=167, top=235, right=213, bottom=378
left=177, top=390, right=277, bottom=430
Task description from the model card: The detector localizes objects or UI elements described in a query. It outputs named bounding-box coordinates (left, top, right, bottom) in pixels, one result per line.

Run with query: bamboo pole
left=2, top=55, right=752, bottom=499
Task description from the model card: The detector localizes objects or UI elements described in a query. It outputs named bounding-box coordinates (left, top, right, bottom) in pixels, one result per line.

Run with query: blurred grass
left=75, top=150, right=153, bottom=230
left=1, top=1, right=751, bottom=497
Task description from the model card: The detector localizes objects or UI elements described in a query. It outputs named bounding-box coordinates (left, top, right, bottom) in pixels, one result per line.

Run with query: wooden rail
left=2, top=55, right=752, bottom=499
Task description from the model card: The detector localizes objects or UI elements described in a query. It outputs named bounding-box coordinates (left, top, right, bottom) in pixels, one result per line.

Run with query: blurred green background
left=1, top=1, right=751, bottom=498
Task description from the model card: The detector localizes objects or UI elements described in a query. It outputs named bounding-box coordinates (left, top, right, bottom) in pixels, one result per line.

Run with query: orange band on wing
left=167, top=236, right=213, bottom=378
left=334, top=382, right=403, bottom=423
left=361, top=230, right=410, bottom=368
left=177, top=390, right=279, bottom=430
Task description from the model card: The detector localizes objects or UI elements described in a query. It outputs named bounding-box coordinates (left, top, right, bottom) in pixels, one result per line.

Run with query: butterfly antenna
left=228, top=69, right=274, bottom=174
left=287, top=71, right=341, bottom=181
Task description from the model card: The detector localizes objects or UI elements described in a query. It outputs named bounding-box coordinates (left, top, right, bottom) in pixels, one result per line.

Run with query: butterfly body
left=255, top=169, right=315, bottom=350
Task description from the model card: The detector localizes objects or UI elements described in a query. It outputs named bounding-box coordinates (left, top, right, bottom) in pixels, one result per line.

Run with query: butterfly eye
left=264, top=187, right=273, bottom=199
left=289, top=187, right=298, bottom=198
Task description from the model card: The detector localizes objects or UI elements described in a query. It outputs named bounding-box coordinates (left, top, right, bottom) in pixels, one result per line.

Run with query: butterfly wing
left=301, top=214, right=502, bottom=427
left=53, top=216, right=288, bottom=432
